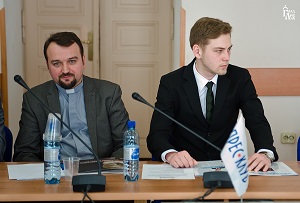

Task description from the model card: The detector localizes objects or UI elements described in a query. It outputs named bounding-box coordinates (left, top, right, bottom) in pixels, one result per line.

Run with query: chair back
left=4, top=126, right=13, bottom=162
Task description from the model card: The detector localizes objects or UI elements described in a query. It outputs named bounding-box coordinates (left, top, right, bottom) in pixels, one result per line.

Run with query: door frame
left=0, top=5, right=8, bottom=126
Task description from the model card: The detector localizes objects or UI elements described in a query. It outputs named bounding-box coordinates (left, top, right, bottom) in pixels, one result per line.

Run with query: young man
left=147, top=17, right=278, bottom=172
left=13, top=32, right=129, bottom=162
left=0, top=97, right=5, bottom=162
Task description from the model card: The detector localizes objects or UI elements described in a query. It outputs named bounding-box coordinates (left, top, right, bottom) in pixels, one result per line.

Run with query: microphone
left=14, top=75, right=106, bottom=192
left=132, top=92, right=221, bottom=151
left=132, top=92, right=233, bottom=188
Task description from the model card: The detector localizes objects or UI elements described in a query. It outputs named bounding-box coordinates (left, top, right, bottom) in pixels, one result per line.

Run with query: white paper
left=196, top=160, right=224, bottom=169
left=142, top=164, right=195, bottom=179
left=8, top=163, right=44, bottom=180
left=7, top=163, right=65, bottom=180
left=194, top=160, right=298, bottom=176
left=248, top=162, right=298, bottom=176
left=194, top=160, right=226, bottom=176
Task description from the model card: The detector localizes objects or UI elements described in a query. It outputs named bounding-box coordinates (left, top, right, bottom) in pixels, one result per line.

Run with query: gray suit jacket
left=13, top=75, right=129, bottom=162
left=0, top=98, right=5, bottom=162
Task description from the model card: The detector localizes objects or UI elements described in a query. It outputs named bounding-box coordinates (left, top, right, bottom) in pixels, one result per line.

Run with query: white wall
left=172, top=0, right=182, bottom=69
left=181, top=0, right=300, bottom=161
left=4, top=0, right=23, bottom=142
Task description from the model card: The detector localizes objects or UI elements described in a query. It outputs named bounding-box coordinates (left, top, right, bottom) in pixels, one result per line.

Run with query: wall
left=172, top=0, right=182, bottom=69
left=4, top=0, right=23, bottom=142
left=181, top=0, right=300, bottom=160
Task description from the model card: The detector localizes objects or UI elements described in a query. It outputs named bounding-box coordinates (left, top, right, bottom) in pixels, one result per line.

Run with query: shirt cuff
left=257, top=149, right=275, bottom=161
left=161, top=149, right=178, bottom=162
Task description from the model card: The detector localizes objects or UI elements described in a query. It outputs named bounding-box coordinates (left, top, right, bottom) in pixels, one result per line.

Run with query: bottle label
left=43, top=133, right=62, bottom=141
left=44, top=148, right=60, bottom=162
left=124, top=147, right=139, bottom=161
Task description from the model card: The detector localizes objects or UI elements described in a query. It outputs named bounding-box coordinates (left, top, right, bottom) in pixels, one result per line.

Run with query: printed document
left=248, top=161, right=298, bottom=176
left=142, top=164, right=195, bottom=179
left=194, top=160, right=226, bottom=176
left=194, top=160, right=298, bottom=176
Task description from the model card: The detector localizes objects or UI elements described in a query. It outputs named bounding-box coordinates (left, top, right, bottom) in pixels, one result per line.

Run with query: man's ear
left=192, top=44, right=202, bottom=59
left=82, top=55, right=86, bottom=68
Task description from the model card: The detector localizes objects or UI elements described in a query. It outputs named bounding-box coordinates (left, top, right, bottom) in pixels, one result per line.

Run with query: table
left=1, top=161, right=300, bottom=202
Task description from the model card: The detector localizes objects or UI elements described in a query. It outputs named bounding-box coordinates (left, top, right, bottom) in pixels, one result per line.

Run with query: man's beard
left=58, top=74, right=77, bottom=89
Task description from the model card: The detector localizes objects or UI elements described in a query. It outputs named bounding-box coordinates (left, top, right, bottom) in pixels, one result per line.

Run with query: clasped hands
left=165, top=150, right=272, bottom=172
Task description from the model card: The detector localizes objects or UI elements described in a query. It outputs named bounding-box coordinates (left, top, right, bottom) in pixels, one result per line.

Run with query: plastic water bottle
left=43, top=113, right=62, bottom=184
left=123, top=120, right=140, bottom=181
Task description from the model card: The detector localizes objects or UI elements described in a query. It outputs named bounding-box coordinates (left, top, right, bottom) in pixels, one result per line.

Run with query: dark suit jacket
left=0, top=98, right=5, bottom=162
left=13, top=75, right=129, bottom=162
left=147, top=58, right=278, bottom=161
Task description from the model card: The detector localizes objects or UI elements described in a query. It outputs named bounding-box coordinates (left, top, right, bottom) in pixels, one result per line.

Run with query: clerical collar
left=56, top=80, right=84, bottom=95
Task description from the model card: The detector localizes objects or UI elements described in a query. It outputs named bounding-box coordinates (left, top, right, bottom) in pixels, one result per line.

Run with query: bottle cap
left=127, top=120, right=136, bottom=128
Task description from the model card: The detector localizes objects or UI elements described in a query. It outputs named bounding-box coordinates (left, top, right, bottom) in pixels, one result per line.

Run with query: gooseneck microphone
left=14, top=75, right=106, bottom=192
left=132, top=92, right=221, bottom=152
left=132, top=92, right=233, bottom=189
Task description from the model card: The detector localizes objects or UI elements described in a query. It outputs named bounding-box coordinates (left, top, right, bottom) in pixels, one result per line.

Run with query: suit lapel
left=47, top=83, right=61, bottom=114
left=182, top=61, right=207, bottom=123
left=182, top=60, right=231, bottom=127
left=83, top=76, right=98, bottom=153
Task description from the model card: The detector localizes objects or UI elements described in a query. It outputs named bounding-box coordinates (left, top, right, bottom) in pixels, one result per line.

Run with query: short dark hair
left=43, top=32, right=84, bottom=62
left=189, top=17, right=232, bottom=49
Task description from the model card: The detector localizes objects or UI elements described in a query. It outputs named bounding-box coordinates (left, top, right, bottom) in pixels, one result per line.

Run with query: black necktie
left=206, top=81, right=214, bottom=125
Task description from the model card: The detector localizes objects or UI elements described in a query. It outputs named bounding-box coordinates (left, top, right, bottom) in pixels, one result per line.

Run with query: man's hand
left=166, top=150, right=197, bottom=168
left=248, top=153, right=272, bottom=172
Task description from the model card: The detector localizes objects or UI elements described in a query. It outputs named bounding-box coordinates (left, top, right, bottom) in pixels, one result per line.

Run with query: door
left=23, top=0, right=99, bottom=88
left=99, top=0, right=173, bottom=158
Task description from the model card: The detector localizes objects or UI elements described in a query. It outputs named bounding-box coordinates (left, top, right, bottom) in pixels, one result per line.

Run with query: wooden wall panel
left=0, top=7, right=9, bottom=126
left=248, top=68, right=300, bottom=96
left=180, top=8, right=186, bottom=67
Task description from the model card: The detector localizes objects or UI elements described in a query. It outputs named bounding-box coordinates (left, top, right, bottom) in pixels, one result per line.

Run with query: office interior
left=0, top=0, right=299, bottom=161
